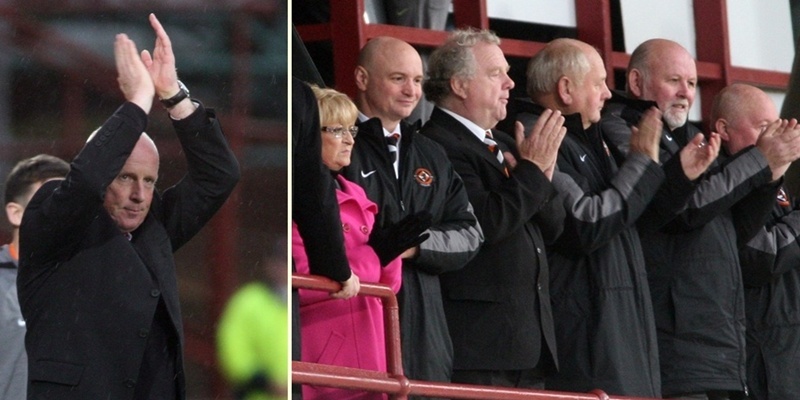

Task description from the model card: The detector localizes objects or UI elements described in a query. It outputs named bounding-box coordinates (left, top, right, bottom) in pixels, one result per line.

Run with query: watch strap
left=160, top=81, right=189, bottom=109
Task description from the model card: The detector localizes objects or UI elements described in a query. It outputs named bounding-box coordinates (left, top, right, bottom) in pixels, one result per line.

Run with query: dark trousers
left=451, top=367, right=547, bottom=390
left=669, top=391, right=736, bottom=400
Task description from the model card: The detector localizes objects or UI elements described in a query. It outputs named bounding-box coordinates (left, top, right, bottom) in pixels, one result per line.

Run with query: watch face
left=178, top=80, right=189, bottom=96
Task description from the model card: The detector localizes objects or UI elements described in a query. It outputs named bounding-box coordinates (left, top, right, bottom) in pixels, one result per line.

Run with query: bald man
left=600, top=39, right=800, bottom=399
left=503, top=38, right=718, bottom=397
left=712, top=83, right=800, bottom=400
left=341, top=36, right=482, bottom=391
left=17, top=15, right=239, bottom=399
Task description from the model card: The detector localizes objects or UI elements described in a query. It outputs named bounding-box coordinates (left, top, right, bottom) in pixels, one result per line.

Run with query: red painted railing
left=292, top=274, right=656, bottom=400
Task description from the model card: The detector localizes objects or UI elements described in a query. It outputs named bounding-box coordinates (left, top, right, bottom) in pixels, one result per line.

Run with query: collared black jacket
left=18, top=102, right=239, bottom=400
left=421, top=107, right=562, bottom=372
left=511, top=100, right=664, bottom=397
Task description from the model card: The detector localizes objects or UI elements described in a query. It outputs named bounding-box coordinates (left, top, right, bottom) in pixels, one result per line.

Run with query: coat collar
left=428, top=107, right=508, bottom=176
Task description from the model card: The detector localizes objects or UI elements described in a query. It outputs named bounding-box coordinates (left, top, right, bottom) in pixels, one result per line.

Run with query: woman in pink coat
left=291, top=86, right=403, bottom=400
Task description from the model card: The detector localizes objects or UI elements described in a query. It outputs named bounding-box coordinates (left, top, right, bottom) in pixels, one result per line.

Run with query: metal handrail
left=292, top=274, right=653, bottom=400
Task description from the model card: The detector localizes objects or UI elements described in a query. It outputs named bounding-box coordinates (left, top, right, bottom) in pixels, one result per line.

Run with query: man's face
left=361, top=44, right=423, bottom=126
left=638, top=47, right=697, bottom=130
left=103, top=135, right=159, bottom=233
left=569, top=49, right=612, bottom=129
left=724, top=95, right=777, bottom=155
left=461, top=42, right=515, bottom=129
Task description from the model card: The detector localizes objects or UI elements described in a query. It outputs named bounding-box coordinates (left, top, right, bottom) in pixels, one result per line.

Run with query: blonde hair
left=309, top=84, right=359, bottom=128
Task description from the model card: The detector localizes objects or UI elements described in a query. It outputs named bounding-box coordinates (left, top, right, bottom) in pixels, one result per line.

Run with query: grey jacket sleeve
left=660, top=146, right=772, bottom=231
left=553, top=152, right=663, bottom=255
left=740, top=203, right=800, bottom=287
left=416, top=169, right=483, bottom=275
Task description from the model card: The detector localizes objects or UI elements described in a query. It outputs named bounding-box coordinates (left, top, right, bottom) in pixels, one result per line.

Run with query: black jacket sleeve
left=291, top=79, right=351, bottom=282
left=20, top=102, right=148, bottom=267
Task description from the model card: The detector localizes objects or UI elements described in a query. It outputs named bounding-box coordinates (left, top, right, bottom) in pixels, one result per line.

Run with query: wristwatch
left=159, top=80, right=190, bottom=109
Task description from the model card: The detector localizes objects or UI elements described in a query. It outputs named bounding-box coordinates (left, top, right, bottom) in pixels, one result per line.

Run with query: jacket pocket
left=30, top=359, right=84, bottom=386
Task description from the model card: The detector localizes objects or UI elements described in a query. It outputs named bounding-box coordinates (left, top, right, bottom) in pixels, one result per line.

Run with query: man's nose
left=504, top=72, right=515, bottom=90
left=130, top=181, right=145, bottom=202
left=677, top=81, right=692, bottom=97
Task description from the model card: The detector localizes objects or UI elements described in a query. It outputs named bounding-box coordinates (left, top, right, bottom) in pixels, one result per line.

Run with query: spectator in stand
left=599, top=38, right=800, bottom=399
left=420, top=28, right=566, bottom=390
left=0, top=154, right=69, bottom=400
left=343, top=36, right=482, bottom=397
left=291, top=77, right=360, bottom=400
left=711, top=83, right=800, bottom=400
left=502, top=38, right=719, bottom=397
left=292, top=85, right=430, bottom=400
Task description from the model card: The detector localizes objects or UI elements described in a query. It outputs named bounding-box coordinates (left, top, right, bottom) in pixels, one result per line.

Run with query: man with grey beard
left=600, top=38, right=800, bottom=399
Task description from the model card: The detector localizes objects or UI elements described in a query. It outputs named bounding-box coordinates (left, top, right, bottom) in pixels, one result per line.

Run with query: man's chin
left=664, top=112, right=688, bottom=130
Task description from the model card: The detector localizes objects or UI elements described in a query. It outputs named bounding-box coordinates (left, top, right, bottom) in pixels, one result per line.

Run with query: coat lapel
left=429, top=108, right=508, bottom=176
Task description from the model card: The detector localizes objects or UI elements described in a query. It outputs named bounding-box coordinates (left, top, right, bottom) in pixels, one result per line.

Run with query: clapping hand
left=679, top=132, right=720, bottom=181
left=114, top=34, right=154, bottom=114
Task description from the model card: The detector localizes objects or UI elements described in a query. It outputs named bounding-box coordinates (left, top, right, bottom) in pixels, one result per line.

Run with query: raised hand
left=114, top=33, right=154, bottom=114
left=140, top=13, right=179, bottom=99
left=515, top=109, right=567, bottom=180
left=756, top=118, right=800, bottom=180
left=629, top=107, right=663, bottom=162
left=679, top=132, right=721, bottom=181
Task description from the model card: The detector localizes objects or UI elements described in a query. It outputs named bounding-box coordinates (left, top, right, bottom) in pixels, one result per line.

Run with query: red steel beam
left=576, top=0, right=615, bottom=89
left=329, top=0, right=367, bottom=97
left=452, top=0, right=489, bottom=30
left=694, top=0, right=731, bottom=124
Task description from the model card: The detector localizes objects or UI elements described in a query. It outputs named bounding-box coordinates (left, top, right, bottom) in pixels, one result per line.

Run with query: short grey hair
left=526, top=38, right=591, bottom=99
left=423, top=28, right=501, bottom=105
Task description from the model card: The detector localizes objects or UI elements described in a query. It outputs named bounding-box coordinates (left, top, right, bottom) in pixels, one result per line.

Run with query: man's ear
left=5, top=202, right=23, bottom=227
left=355, top=66, right=369, bottom=91
left=715, top=119, right=730, bottom=142
left=628, top=68, right=644, bottom=98
left=557, top=76, right=572, bottom=105
left=450, top=76, right=468, bottom=99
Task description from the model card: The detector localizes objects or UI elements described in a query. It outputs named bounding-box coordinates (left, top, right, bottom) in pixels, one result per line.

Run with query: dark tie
left=386, top=133, right=400, bottom=163
left=484, top=130, right=509, bottom=177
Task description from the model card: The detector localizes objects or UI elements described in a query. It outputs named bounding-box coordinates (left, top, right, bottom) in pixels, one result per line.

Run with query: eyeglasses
left=321, top=125, right=359, bottom=139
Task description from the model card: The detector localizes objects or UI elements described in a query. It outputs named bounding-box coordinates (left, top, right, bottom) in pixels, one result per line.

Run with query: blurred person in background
left=217, top=243, right=289, bottom=400
left=0, top=155, right=69, bottom=400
